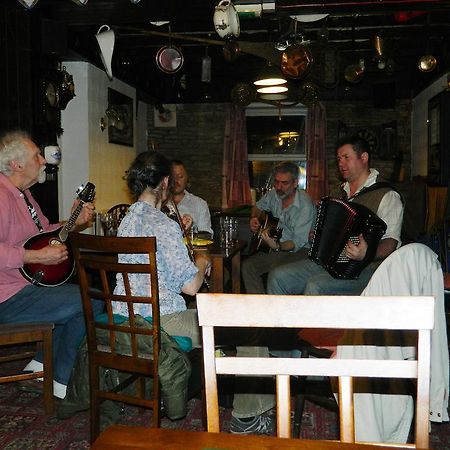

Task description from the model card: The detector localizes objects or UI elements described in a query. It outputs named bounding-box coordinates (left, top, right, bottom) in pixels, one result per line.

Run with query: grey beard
left=38, top=170, right=46, bottom=184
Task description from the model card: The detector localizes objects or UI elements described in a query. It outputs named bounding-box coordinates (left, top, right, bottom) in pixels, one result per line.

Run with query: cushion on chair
left=297, top=328, right=344, bottom=351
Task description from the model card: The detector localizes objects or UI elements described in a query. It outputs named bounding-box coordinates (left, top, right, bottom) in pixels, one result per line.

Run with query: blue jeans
left=0, top=283, right=104, bottom=385
left=267, top=258, right=376, bottom=295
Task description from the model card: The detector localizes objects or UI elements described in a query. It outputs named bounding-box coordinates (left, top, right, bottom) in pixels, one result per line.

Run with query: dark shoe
left=17, top=379, right=43, bottom=394
left=230, top=413, right=275, bottom=435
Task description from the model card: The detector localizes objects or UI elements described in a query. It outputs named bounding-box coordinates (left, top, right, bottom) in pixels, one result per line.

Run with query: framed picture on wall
left=107, top=88, right=134, bottom=147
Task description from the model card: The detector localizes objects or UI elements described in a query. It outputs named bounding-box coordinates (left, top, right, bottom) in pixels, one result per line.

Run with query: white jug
left=96, top=25, right=115, bottom=80
left=213, top=0, right=240, bottom=39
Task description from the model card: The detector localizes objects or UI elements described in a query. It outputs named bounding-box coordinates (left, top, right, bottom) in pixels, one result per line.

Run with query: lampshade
left=257, top=85, right=288, bottom=94
left=259, top=93, right=289, bottom=101
left=96, top=25, right=115, bottom=81
left=17, top=0, right=39, bottom=8
left=254, top=64, right=287, bottom=87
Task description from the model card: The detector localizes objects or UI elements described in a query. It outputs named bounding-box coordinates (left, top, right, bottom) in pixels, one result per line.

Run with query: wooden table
left=91, top=425, right=421, bottom=450
left=195, top=239, right=246, bottom=294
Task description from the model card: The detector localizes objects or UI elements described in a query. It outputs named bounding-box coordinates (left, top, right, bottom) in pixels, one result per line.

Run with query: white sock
left=24, top=359, right=67, bottom=399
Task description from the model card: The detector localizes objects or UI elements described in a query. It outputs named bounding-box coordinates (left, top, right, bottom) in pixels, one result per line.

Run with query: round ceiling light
left=256, top=86, right=288, bottom=94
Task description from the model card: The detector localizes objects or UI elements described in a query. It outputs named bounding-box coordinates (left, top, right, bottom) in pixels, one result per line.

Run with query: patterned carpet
left=0, top=351, right=449, bottom=449
left=0, top=379, right=449, bottom=449
left=0, top=380, right=340, bottom=450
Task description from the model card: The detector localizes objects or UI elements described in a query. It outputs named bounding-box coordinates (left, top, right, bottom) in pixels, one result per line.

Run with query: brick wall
left=147, top=103, right=226, bottom=209
left=325, top=99, right=412, bottom=192
left=146, top=100, right=412, bottom=208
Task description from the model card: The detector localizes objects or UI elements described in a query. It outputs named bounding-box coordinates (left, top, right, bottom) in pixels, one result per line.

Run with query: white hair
left=0, top=131, right=31, bottom=176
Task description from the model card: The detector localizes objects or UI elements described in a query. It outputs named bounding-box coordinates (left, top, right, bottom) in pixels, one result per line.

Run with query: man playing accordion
left=267, top=135, right=404, bottom=296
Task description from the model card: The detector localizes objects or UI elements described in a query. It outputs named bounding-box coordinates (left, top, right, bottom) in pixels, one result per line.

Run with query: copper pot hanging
left=418, top=54, right=437, bottom=72
left=156, top=45, right=184, bottom=74
left=280, top=43, right=313, bottom=80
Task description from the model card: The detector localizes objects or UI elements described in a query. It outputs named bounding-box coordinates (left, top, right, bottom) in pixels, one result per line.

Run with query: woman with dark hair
left=113, top=151, right=211, bottom=347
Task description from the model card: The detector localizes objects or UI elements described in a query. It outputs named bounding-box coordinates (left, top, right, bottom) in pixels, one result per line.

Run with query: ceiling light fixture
left=130, top=0, right=141, bottom=3
left=254, top=63, right=287, bottom=87
left=71, top=0, right=88, bottom=5
left=259, top=93, right=289, bottom=101
left=257, top=85, right=288, bottom=94
left=278, top=131, right=299, bottom=140
left=17, top=0, right=39, bottom=8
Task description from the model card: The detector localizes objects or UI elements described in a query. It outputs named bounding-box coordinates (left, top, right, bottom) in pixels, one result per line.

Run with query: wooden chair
left=0, top=323, right=54, bottom=414
left=292, top=328, right=342, bottom=436
left=197, top=293, right=434, bottom=448
left=69, top=233, right=160, bottom=443
left=107, top=203, right=130, bottom=228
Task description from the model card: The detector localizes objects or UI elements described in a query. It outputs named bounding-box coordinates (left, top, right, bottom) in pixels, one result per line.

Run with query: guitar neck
left=59, top=201, right=84, bottom=242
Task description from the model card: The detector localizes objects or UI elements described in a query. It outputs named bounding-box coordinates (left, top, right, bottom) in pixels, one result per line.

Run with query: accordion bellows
left=308, top=197, right=387, bottom=279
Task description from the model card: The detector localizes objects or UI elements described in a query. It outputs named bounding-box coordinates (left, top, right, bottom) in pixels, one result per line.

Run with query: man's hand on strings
left=261, top=228, right=278, bottom=250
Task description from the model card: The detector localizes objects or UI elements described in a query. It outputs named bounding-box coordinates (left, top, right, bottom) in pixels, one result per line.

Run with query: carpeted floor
left=0, top=384, right=340, bottom=449
left=0, top=378, right=449, bottom=449
left=0, top=345, right=449, bottom=449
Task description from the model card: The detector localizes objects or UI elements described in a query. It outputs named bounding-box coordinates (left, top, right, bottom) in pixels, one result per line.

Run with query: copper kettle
left=280, top=42, right=313, bottom=80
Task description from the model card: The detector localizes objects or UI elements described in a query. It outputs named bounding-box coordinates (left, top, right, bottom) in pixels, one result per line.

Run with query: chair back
left=197, top=293, right=434, bottom=448
left=107, top=203, right=130, bottom=228
left=69, top=232, right=160, bottom=441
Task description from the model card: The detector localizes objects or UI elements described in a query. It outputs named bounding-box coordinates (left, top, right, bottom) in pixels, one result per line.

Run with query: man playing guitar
left=0, top=131, right=103, bottom=399
left=231, top=161, right=317, bottom=435
left=242, top=161, right=316, bottom=294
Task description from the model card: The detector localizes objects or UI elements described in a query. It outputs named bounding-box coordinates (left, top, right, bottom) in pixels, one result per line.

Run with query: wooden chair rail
left=197, top=293, right=434, bottom=449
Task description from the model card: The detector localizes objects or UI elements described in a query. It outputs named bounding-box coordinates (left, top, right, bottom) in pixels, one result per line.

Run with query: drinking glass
left=100, top=213, right=117, bottom=236
left=219, top=217, right=238, bottom=248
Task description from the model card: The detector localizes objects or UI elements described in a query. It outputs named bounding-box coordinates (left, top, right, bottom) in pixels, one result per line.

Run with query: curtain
left=306, top=101, right=328, bottom=203
left=222, top=104, right=252, bottom=209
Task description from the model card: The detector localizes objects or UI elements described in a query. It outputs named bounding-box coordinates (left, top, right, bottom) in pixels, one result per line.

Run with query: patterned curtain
left=306, top=101, right=328, bottom=203
left=222, top=104, right=252, bottom=209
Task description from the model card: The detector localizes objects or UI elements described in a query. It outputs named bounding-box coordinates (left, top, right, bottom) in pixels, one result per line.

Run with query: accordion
left=308, top=197, right=387, bottom=279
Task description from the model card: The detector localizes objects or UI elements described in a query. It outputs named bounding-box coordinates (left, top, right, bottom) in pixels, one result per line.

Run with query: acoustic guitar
left=20, top=182, right=96, bottom=287
left=248, top=211, right=282, bottom=255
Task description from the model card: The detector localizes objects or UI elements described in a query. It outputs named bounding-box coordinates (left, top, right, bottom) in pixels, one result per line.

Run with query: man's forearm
left=375, top=238, right=398, bottom=260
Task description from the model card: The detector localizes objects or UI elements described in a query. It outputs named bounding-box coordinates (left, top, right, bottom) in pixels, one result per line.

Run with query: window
left=246, top=103, right=308, bottom=199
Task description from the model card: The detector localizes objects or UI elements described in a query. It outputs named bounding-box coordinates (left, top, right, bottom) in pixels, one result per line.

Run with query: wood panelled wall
left=0, top=4, right=33, bottom=133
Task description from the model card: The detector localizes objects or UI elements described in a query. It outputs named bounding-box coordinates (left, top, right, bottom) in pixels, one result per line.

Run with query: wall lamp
left=17, top=0, right=39, bottom=8
left=100, top=107, right=125, bottom=132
